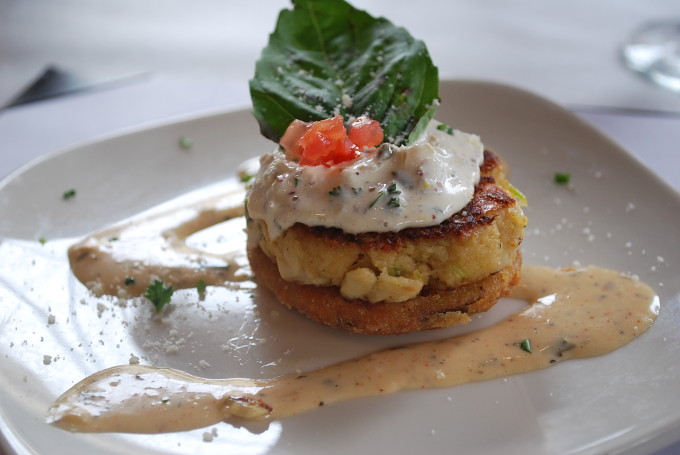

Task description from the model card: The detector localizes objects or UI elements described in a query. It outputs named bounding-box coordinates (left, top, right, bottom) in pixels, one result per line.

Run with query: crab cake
left=247, top=150, right=527, bottom=335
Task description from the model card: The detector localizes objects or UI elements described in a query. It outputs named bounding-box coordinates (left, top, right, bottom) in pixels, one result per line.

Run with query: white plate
left=1, top=80, right=679, bottom=455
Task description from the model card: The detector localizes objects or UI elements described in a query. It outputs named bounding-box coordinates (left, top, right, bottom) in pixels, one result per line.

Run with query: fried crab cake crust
left=248, top=246, right=521, bottom=335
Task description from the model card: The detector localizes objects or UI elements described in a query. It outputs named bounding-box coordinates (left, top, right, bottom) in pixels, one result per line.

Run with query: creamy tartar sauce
left=246, top=121, right=484, bottom=239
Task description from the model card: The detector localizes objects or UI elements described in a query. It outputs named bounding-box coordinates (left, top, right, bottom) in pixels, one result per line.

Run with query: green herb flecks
left=62, top=189, right=76, bottom=200
left=554, top=172, right=571, bottom=185
left=368, top=191, right=386, bottom=208
left=38, top=237, right=47, bottom=245
left=144, top=279, right=174, bottom=312
left=386, top=181, right=401, bottom=207
left=250, top=0, right=439, bottom=146
left=240, top=174, right=253, bottom=183
left=328, top=186, right=342, bottom=196
left=197, top=279, right=207, bottom=295
left=436, top=123, right=454, bottom=135
left=124, top=277, right=136, bottom=286
left=520, top=338, right=532, bottom=353
left=351, top=187, right=362, bottom=195
left=178, top=136, right=193, bottom=150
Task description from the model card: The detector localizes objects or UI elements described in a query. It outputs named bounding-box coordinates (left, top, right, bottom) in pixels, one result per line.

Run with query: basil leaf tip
left=250, top=0, right=439, bottom=146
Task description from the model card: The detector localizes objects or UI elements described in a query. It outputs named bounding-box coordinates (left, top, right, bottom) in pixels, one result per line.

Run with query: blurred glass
left=621, top=20, right=680, bottom=92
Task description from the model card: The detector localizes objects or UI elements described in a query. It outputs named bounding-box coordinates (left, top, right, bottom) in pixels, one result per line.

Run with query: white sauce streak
left=246, top=121, right=484, bottom=239
left=47, top=265, right=658, bottom=434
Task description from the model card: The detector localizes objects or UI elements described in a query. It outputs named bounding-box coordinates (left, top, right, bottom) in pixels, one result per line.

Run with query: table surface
left=1, top=1, right=679, bottom=454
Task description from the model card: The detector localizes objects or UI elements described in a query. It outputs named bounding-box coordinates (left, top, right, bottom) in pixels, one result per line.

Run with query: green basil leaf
left=249, top=0, right=439, bottom=146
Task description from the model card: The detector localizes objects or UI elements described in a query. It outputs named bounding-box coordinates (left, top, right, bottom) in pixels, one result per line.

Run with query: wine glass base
left=622, top=20, right=680, bottom=92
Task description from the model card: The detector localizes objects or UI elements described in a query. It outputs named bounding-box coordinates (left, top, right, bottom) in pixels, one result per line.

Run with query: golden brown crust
left=248, top=246, right=522, bottom=335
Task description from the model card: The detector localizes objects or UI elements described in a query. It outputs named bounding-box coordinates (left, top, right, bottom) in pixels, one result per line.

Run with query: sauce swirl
left=68, top=190, right=250, bottom=297
left=48, top=265, right=658, bottom=434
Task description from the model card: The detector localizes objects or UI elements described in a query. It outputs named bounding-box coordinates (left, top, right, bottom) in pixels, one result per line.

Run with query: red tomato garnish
left=280, top=114, right=384, bottom=167
left=297, top=116, right=357, bottom=166
left=280, top=119, right=311, bottom=158
left=349, top=116, right=384, bottom=149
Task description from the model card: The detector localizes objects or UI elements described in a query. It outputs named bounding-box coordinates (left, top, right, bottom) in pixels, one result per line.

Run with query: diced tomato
left=295, top=116, right=355, bottom=166
left=299, top=129, right=335, bottom=162
left=348, top=116, right=384, bottom=149
left=280, top=119, right=311, bottom=158
left=298, top=116, right=344, bottom=157
left=280, top=114, right=384, bottom=167
left=309, top=116, right=347, bottom=142
left=299, top=137, right=357, bottom=166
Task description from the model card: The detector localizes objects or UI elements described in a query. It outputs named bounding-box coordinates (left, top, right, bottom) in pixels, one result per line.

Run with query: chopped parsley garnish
left=62, top=189, right=76, bottom=200
left=108, top=236, right=119, bottom=242
left=240, top=174, right=253, bottom=183
left=197, top=279, right=207, bottom=295
left=294, top=177, right=300, bottom=187
left=387, top=181, right=401, bottom=195
left=554, top=172, right=571, bottom=185
left=351, top=187, right=362, bottom=195
left=520, top=338, right=532, bottom=353
left=178, top=136, right=193, bottom=150
left=144, top=279, right=174, bottom=312
left=328, top=186, right=342, bottom=196
left=38, top=237, right=47, bottom=245
left=388, top=197, right=400, bottom=208
left=124, top=277, right=136, bottom=286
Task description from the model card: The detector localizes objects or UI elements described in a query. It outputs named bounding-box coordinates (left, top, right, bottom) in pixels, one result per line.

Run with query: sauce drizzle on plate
left=50, top=243, right=659, bottom=433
